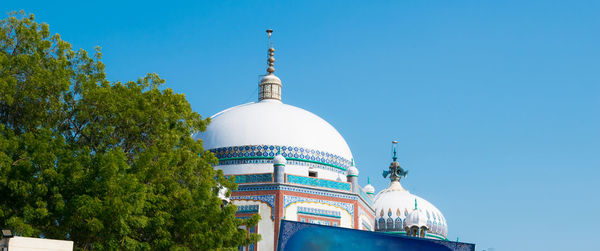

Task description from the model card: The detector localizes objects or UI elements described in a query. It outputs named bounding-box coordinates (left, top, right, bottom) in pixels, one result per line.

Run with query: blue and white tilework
left=209, top=145, right=352, bottom=170
left=236, top=184, right=358, bottom=201
left=226, top=173, right=273, bottom=183
left=286, top=175, right=351, bottom=191
left=283, top=195, right=354, bottom=219
left=236, top=204, right=259, bottom=214
left=218, top=158, right=346, bottom=175
left=297, top=206, right=341, bottom=218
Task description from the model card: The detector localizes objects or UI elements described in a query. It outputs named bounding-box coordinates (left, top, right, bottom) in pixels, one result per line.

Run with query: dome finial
left=258, top=29, right=282, bottom=101
left=414, top=198, right=418, bottom=210
left=382, top=140, right=408, bottom=183
left=392, top=140, right=398, bottom=161
left=266, top=29, right=275, bottom=74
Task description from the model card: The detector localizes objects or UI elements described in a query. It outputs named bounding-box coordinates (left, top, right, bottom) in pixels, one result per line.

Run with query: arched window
left=394, top=217, right=402, bottom=231
left=386, top=218, right=393, bottom=230
left=378, top=218, right=385, bottom=231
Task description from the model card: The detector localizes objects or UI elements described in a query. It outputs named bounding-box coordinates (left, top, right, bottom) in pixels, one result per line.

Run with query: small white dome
left=373, top=181, right=447, bottom=238
left=406, top=203, right=429, bottom=228
left=347, top=166, right=359, bottom=176
left=363, top=184, right=375, bottom=194
left=274, top=154, right=287, bottom=165
left=260, top=74, right=281, bottom=85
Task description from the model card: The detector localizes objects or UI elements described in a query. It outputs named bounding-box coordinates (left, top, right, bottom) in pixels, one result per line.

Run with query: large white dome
left=197, top=99, right=354, bottom=178
left=373, top=181, right=448, bottom=239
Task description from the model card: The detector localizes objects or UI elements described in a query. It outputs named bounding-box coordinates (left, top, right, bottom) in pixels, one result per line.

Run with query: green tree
left=0, top=11, right=259, bottom=250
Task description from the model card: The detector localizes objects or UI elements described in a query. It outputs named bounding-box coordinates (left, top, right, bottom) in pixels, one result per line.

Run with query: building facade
left=196, top=30, right=448, bottom=250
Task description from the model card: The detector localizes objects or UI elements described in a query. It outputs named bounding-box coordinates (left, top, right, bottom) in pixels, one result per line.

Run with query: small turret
left=273, top=148, right=286, bottom=183
left=363, top=177, right=375, bottom=196
left=405, top=199, right=429, bottom=238
left=346, top=159, right=359, bottom=193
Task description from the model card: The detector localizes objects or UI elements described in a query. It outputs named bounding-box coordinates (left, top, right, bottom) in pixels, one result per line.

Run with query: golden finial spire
left=258, top=29, right=282, bottom=101
left=266, top=29, right=275, bottom=74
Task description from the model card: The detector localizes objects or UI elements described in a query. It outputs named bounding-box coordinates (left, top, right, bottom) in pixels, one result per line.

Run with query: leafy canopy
left=0, top=11, right=259, bottom=250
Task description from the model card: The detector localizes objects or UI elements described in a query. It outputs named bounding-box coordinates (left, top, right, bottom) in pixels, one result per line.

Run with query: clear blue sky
left=4, top=1, right=599, bottom=250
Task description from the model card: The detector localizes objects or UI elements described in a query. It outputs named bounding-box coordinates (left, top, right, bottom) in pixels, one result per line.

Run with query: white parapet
left=5, top=236, right=73, bottom=251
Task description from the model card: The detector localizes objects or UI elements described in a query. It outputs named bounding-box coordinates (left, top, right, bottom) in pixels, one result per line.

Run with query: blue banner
left=277, top=220, right=475, bottom=251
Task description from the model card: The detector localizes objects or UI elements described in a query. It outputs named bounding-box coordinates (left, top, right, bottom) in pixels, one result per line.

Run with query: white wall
left=232, top=199, right=274, bottom=251
left=7, top=236, right=73, bottom=251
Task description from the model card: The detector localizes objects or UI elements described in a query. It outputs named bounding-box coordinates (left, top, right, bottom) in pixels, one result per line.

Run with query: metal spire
left=258, top=29, right=282, bottom=101
left=266, top=29, right=275, bottom=74
left=392, top=140, right=398, bottom=161
left=382, top=140, right=408, bottom=182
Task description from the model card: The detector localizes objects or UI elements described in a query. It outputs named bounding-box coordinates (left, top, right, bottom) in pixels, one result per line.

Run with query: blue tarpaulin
left=277, top=220, right=475, bottom=251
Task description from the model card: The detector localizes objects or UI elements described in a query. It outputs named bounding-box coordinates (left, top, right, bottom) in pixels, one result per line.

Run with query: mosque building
left=196, top=30, right=449, bottom=250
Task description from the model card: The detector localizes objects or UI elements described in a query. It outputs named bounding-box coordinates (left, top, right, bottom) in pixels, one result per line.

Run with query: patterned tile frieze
left=209, top=145, right=352, bottom=170
left=283, top=195, right=354, bottom=218
left=226, top=173, right=272, bottom=184
left=236, top=184, right=358, bottom=201
left=297, top=206, right=341, bottom=218
left=286, top=174, right=351, bottom=191
left=218, top=158, right=346, bottom=175
left=231, top=194, right=275, bottom=220
left=281, top=185, right=356, bottom=200
left=236, top=204, right=259, bottom=214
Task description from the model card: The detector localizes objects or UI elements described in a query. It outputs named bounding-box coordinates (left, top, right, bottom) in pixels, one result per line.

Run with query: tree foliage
left=0, top=11, right=259, bottom=250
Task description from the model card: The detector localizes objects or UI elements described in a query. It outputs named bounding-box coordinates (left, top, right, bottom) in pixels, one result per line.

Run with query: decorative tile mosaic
left=218, top=158, right=346, bottom=175
left=236, top=204, right=259, bottom=214
left=286, top=174, right=351, bottom=191
left=226, top=173, right=272, bottom=183
left=231, top=194, right=275, bottom=220
left=297, top=206, right=341, bottom=218
left=307, top=218, right=332, bottom=226
left=209, top=144, right=352, bottom=170
left=283, top=195, right=354, bottom=219
left=235, top=184, right=358, bottom=201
